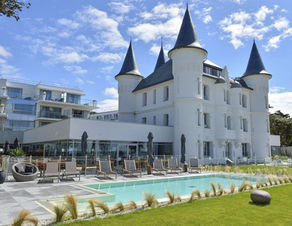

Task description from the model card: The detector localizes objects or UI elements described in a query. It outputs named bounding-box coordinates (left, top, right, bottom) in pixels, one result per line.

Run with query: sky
left=0, top=0, right=292, bottom=114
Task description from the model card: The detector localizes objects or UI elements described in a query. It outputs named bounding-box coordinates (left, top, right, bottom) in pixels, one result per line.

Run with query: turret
left=242, top=40, right=272, bottom=162
left=168, top=5, right=207, bottom=162
left=154, top=39, right=166, bottom=71
left=115, top=41, right=143, bottom=122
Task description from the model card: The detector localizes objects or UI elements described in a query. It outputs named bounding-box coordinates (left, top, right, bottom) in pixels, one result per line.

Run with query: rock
left=250, top=190, right=271, bottom=204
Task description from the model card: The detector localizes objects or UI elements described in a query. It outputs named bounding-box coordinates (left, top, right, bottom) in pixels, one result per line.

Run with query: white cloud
left=75, top=77, right=84, bottom=84
left=273, top=17, right=289, bottom=30
left=64, top=65, right=87, bottom=74
left=101, top=65, right=114, bottom=73
left=232, top=0, right=246, bottom=4
left=96, top=99, right=118, bottom=112
left=76, top=6, right=128, bottom=49
left=255, top=6, right=273, bottom=23
left=195, top=7, right=212, bottom=24
left=149, top=43, right=170, bottom=56
left=57, top=51, right=88, bottom=63
left=57, top=18, right=79, bottom=29
left=0, top=45, right=12, bottom=58
left=92, top=52, right=121, bottom=63
left=104, top=87, right=118, bottom=98
left=269, top=87, right=292, bottom=116
left=264, top=27, right=292, bottom=51
left=109, top=2, right=134, bottom=14
left=129, top=3, right=184, bottom=43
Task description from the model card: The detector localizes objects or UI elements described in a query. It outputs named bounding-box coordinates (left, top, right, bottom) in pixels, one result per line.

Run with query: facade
left=0, top=79, right=96, bottom=145
left=115, top=7, right=272, bottom=163
left=90, top=110, right=118, bottom=121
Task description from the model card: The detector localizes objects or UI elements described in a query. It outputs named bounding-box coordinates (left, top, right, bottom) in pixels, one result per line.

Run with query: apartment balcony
left=0, top=89, right=8, bottom=100
left=37, top=98, right=97, bottom=110
left=35, top=111, right=88, bottom=122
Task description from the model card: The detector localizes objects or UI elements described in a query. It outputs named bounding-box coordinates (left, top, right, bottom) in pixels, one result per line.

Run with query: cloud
left=219, top=5, right=292, bottom=50
left=57, top=52, right=88, bottom=63
left=64, top=65, right=87, bottom=74
left=75, top=77, right=84, bottom=84
left=0, top=57, right=21, bottom=80
left=269, top=87, right=292, bottom=116
left=129, top=3, right=184, bottom=43
left=76, top=6, right=128, bottom=49
left=0, top=45, right=12, bottom=58
left=109, top=1, right=134, bottom=14
left=92, top=52, right=121, bottom=63
left=104, top=87, right=118, bottom=98
left=101, top=65, right=114, bottom=73
left=96, top=99, right=118, bottom=112
left=195, top=7, right=212, bottom=24
left=232, top=0, right=246, bottom=4
left=57, top=18, right=79, bottom=29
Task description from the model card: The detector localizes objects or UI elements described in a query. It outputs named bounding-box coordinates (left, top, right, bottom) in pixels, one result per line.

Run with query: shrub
left=127, top=200, right=137, bottom=210
left=64, top=194, right=78, bottom=219
left=12, top=210, right=38, bottom=226
left=204, top=190, right=210, bottom=197
left=144, top=192, right=157, bottom=207
left=267, top=177, right=273, bottom=186
left=165, top=190, right=175, bottom=204
left=238, top=180, right=253, bottom=192
left=210, top=182, right=216, bottom=196
left=189, top=189, right=200, bottom=202
left=229, top=184, right=235, bottom=193
left=94, top=200, right=109, bottom=213
left=54, top=205, right=67, bottom=223
left=88, top=200, right=96, bottom=217
left=112, top=202, right=124, bottom=212
left=217, top=183, right=224, bottom=196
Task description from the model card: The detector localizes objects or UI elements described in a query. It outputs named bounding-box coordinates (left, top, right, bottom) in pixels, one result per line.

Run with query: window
left=153, top=89, right=156, bottom=104
left=142, top=117, right=147, bottom=124
left=242, top=95, right=247, bottom=108
left=203, top=141, right=212, bottom=157
left=224, top=90, right=226, bottom=102
left=67, top=93, right=80, bottom=104
left=266, top=119, right=270, bottom=133
left=226, top=90, right=230, bottom=104
left=197, top=109, right=201, bottom=126
left=39, top=89, right=52, bottom=100
left=72, top=109, right=85, bottom=118
left=39, top=106, right=62, bottom=119
left=204, top=113, right=210, bottom=128
left=142, top=92, right=147, bottom=106
left=163, top=86, right=169, bottom=101
left=227, top=116, right=231, bottom=130
left=203, top=85, right=209, bottom=100
left=197, top=140, right=201, bottom=159
left=240, top=116, right=243, bottom=129
left=4, top=120, right=34, bottom=131
left=242, top=143, right=249, bottom=157
left=224, top=114, right=227, bottom=128
left=239, top=93, right=242, bottom=105
left=243, top=118, right=248, bottom=132
left=13, top=104, right=35, bottom=115
left=7, top=87, right=22, bottom=99
left=163, top=114, right=169, bottom=126
left=197, top=78, right=201, bottom=95
left=153, top=116, right=156, bottom=125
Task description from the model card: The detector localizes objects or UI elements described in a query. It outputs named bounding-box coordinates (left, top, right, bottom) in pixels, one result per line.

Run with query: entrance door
left=117, top=145, right=127, bottom=168
left=128, top=145, right=137, bottom=159
left=225, top=142, right=232, bottom=160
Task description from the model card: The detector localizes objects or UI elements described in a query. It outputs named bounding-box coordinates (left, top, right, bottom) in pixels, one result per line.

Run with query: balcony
left=37, top=111, right=65, bottom=120
left=0, top=89, right=8, bottom=99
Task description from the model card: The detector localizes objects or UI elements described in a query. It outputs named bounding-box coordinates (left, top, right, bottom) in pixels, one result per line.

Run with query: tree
left=0, top=0, right=31, bottom=21
left=270, top=111, right=292, bottom=146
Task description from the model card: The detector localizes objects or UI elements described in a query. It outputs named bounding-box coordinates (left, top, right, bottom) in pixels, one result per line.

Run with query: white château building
left=115, top=6, right=272, bottom=163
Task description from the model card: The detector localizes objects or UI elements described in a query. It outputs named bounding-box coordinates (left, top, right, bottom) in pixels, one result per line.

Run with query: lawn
left=60, top=184, right=292, bottom=226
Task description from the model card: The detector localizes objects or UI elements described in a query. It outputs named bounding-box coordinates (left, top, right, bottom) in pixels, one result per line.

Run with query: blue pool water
left=85, top=174, right=265, bottom=206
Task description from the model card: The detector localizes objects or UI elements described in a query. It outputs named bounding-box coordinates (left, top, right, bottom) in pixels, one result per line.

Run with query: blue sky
left=0, top=0, right=292, bottom=114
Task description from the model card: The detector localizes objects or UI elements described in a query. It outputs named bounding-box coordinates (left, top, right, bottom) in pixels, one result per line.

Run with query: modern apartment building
left=0, top=79, right=96, bottom=144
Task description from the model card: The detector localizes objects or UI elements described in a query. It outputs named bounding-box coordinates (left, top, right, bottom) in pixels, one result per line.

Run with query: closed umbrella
left=147, top=132, right=154, bottom=166
left=13, top=138, right=20, bottom=149
left=181, top=134, right=186, bottom=164
left=81, top=131, right=88, bottom=155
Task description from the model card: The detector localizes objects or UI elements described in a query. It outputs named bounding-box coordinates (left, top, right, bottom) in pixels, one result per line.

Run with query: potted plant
left=10, top=148, right=25, bottom=162
left=2, top=86, right=6, bottom=96
left=0, top=155, right=10, bottom=184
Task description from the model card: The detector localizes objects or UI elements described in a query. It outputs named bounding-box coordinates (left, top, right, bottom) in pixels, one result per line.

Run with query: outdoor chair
left=97, top=160, right=117, bottom=179
left=152, top=159, right=167, bottom=175
left=188, top=158, right=201, bottom=173
left=43, top=162, right=60, bottom=182
left=167, top=158, right=182, bottom=173
left=123, top=160, right=142, bottom=177
left=64, top=161, right=80, bottom=181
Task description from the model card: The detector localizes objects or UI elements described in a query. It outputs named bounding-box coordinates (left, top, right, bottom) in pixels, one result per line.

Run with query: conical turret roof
left=116, top=41, right=142, bottom=78
left=154, top=41, right=166, bottom=71
left=169, top=5, right=207, bottom=56
left=243, top=40, right=270, bottom=77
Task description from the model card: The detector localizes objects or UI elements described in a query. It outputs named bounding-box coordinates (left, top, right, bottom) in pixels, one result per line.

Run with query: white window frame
left=163, top=86, right=169, bottom=101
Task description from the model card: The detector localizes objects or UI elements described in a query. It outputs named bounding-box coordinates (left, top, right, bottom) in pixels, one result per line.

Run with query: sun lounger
left=123, top=160, right=142, bottom=177
left=64, top=161, right=80, bottom=181
left=152, top=159, right=167, bottom=175
left=167, top=158, right=182, bottom=173
left=189, top=158, right=201, bottom=173
left=43, top=162, right=60, bottom=182
left=97, top=160, right=117, bottom=179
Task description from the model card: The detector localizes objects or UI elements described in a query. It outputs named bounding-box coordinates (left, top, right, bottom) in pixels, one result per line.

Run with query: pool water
left=49, top=174, right=265, bottom=211
left=84, top=174, right=265, bottom=207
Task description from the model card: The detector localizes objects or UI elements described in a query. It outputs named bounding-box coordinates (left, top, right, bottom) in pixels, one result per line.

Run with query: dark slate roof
left=230, top=81, right=242, bottom=88
left=242, top=40, right=270, bottom=77
left=154, top=45, right=166, bottom=71
left=133, top=60, right=173, bottom=92
left=236, top=79, right=253, bottom=90
left=168, top=6, right=206, bottom=55
left=215, top=76, right=226, bottom=84
left=115, top=41, right=142, bottom=78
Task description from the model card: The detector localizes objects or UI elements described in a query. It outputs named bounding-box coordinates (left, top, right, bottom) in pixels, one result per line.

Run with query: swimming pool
left=48, top=174, right=265, bottom=212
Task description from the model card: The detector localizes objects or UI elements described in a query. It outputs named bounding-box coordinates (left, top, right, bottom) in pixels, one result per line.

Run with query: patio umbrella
left=4, top=141, right=10, bottom=155
left=13, top=138, right=20, bottom=149
left=181, top=134, right=186, bottom=164
left=147, top=132, right=154, bottom=166
left=81, top=131, right=88, bottom=155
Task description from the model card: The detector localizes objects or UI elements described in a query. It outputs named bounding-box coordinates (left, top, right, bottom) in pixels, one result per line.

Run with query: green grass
left=59, top=184, right=292, bottom=226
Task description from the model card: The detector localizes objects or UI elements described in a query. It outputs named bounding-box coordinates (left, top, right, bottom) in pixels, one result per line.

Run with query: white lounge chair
left=43, top=162, right=60, bottom=182
left=188, top=158, right=201, bottom=173
left=64, top=161, right=80, bottom=181
left=152, top=159, right=167, bottom=175
left=167, top=158, right=182, bottom=173
left=123, top=160, right=142, bottom=177
left=97, top=160, right=117, bottom=179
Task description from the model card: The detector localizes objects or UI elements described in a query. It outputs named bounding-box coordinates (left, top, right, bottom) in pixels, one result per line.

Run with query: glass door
left=128, top=145, right=138, bottom=159
left=117, top=145, right=128, bottom=168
